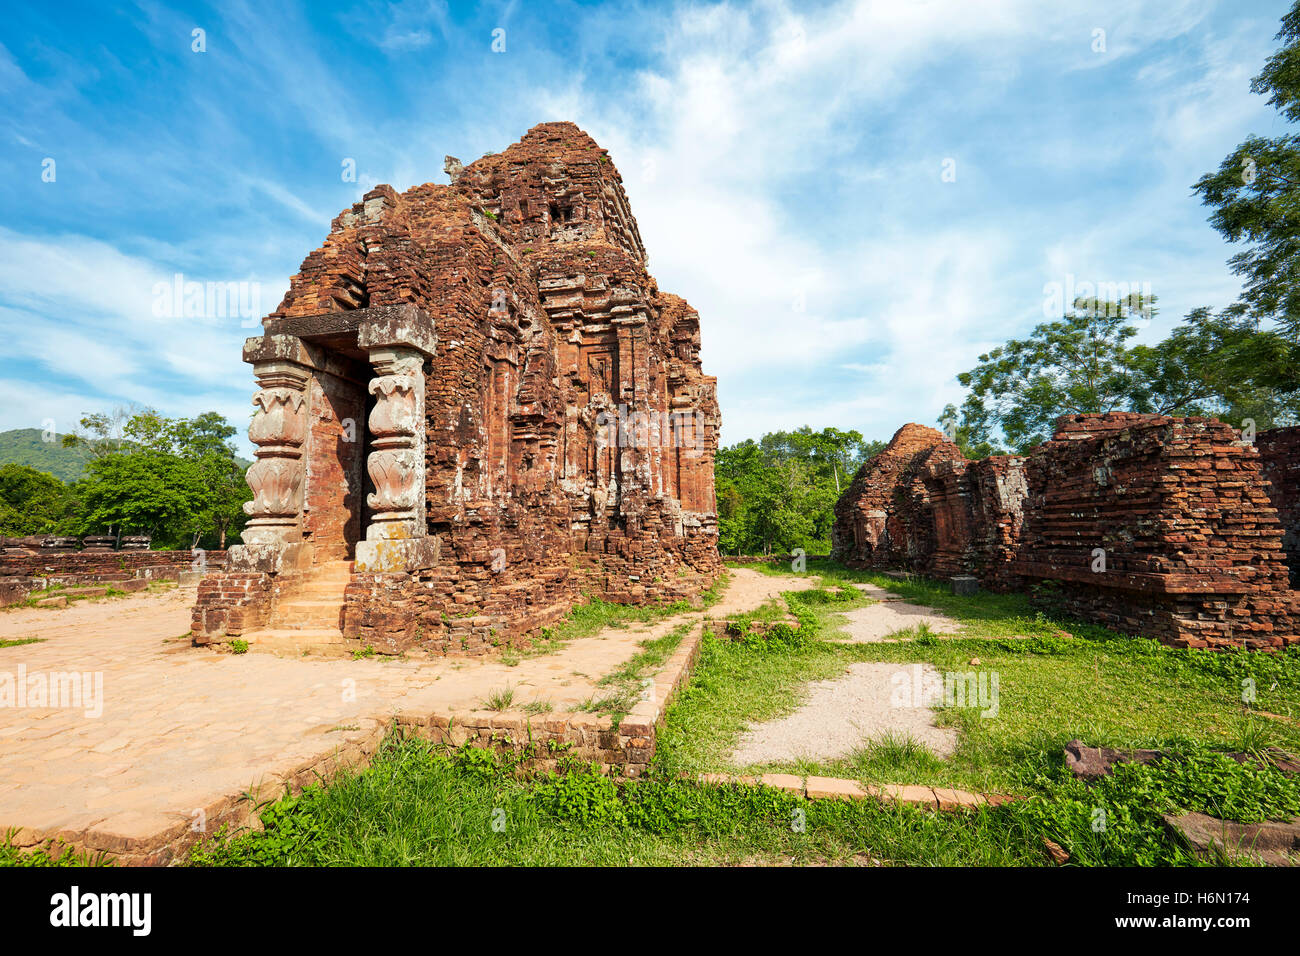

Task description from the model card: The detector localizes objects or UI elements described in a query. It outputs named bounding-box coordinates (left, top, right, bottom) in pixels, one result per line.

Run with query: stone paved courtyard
left=0, top=569, right=805, bottom=861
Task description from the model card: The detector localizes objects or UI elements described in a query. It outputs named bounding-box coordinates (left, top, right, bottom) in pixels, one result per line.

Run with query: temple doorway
left=299, top=355, right=371, bottom=563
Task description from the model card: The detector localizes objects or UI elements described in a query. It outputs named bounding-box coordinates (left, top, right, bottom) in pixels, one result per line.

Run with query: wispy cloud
left=0, top=0, right=1291, bottom=456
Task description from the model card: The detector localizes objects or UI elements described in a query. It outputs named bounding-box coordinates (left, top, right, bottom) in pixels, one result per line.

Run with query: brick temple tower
left=193, top=122, right=721, bottom=654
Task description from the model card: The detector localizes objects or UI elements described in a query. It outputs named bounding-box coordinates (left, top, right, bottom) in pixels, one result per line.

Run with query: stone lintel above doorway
left=259, top=303, right=437, bottom=360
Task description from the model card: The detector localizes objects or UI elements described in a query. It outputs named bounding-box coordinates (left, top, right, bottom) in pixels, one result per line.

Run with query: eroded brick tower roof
left=216, top=122, right=721, bottom=654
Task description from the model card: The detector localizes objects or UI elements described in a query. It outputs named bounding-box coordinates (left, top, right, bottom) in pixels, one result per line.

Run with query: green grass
left=183, top=735, right=1044, bottom=867
left=540, top=573, right=729, bottom=643
left=686, top=560, right=1300, bottom=796
left=0, top=829, right=110, bottom=866
left=8, top=559, right=1292, bottom=868
left=483, top=686, right=515, bottom=711
left=581, top=623, right=693, bottom=725
left=0, top=638, right=43, bottom=649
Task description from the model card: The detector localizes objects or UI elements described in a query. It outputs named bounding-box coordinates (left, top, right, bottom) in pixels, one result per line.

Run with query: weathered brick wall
left=831, top=413, right=1299, bottom=649
left=301, top=366, right=368, bottom=563
left=1015, top=413, right=1296, bottom=649
left=0, top=550, right=224, bottom=579
left=1257, top=425, right=1300, bottom=587
left=830, top=423, right=965, bottom=574
left=2, top=549, right=227, bottom=607
left=927, top=455, right=1028, bottom=589
left=191, top=572, right=273, bottom=638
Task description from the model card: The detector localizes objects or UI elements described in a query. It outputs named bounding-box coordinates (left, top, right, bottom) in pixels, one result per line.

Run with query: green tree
left=0, top=465, right=77, bottom=536
left=715, top=427, right=883, bottom=554
left=72, top=409, right=250, bottom=549
left=1191, top=2, right=1300, bottom=391
left=954, top=295, right=1154, bottom=452
left=937, top=405, right=1004, bottom=460
left=172, top=412, right=252, bottom=549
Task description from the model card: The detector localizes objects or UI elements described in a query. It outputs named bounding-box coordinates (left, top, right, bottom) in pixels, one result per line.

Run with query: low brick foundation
left=1, top=549, right=226, bottom=607
left=394, top=621, right=705, bottom=773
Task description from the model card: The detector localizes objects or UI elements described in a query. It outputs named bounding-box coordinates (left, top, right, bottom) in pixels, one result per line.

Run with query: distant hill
left=0, top=429, right=93, bottom=483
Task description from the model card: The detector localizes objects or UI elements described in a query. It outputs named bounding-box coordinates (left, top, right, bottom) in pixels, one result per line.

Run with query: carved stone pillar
left=353, top=312, right=438, bottom=573
left=364, top=346, right=426, bottom=540
left=242, top=359, right=311, bottom=546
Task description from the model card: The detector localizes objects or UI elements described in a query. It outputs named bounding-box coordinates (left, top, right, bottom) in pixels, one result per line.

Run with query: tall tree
left=954, top=295, right=1154, bottom=452
left=72, top=409, right=250, bottom=549
left=1192, top=2, right=1300, bottom=391
left=715, top=427, right=883, bottom=554
left=0, top=465, right=76, bottom=537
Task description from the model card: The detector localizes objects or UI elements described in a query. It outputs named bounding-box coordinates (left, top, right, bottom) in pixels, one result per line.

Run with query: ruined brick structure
left=1, top=549, right=225, bottom=607
left=1257, top=426, right=1300, bottom=587
left=830, top=424, right=966, bottom=574
left=832, top=414, right=1300, bottom=650
left=1016, top=414, right=1296, bottom=650
left=925, top=455, right=1028, bottom=590
left=193, top=122, right=721, bottom=654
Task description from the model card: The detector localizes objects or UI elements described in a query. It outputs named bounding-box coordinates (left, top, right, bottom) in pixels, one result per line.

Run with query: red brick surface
left=196, top=123, right=720, bottom=653
left=832, top=413, right=1300, bottom=650
left=1257, top=425, right=1300, bottom=588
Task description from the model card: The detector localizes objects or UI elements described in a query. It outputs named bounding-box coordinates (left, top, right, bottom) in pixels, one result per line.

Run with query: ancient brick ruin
left=830, top=424, right=966, bottom=573
left=1017, top=414, right=1296, bottom=649
left=833, top=414, right=1300, bottom=650
left=1257, top=426, right=1300, bottom=587
left=0, top=543, right=224, bottom=607
left=193, top=122, right=721, bottom=655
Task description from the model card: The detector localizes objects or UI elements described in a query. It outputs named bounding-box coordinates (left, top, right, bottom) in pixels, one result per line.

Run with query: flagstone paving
left=0, top=568, right=810, bottom=862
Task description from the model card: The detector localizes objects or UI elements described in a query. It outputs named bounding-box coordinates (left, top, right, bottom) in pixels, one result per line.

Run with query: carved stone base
left=227, top=542, right=315, bottom=575
left=353, top=536, right=440, bottom=574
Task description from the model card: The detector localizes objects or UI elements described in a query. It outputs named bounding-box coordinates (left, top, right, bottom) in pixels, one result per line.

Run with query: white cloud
left=521, top=0, right=1280, bottom=443
left=0, top=228, right=266, bottom=455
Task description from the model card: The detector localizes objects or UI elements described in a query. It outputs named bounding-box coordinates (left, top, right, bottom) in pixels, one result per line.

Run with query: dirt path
left=830, top=584, right=964, bottom=642
left=724, top=579, right=967, bottom=768
left=834, top=601, right=964, bottom=642
left=729, top=661, right=959, bottom=767
left=0, top=567, right=807, bottom=855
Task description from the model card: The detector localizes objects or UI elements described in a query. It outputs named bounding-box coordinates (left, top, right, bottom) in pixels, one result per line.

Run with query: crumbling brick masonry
left=832, top=414, right=1300, bottom=650
left=193, top=122, right=720, bottom=655
left=1016, top=414, right=1296, bottom=650
left=1257, top=425, right=1300, bottom=588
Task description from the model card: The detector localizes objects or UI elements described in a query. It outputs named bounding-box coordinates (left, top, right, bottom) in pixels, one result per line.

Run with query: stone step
left=241, top=627, right=351, bottom=657
left=262, top=561, right=352, bottom=630
left=296, top=582, right=350, bottom=594
left=275, top=612, right=344, bottom=629
left=243, top=627, right=346, bottom=645
left=297, top=580, right=351, bottom=594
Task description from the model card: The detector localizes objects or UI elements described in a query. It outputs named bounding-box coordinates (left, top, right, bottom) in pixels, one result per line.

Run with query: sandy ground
left=0, top=585, right=194, bottom=642
left=729, top=661, right=960, bottom=766
left=833, top=599, right=965, bottom=642
left=725, top=583, right=968, bottom=767
left=0, top=567, right=808, bottom=843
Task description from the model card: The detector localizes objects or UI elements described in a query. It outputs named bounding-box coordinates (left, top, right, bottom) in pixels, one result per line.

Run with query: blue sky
left=0, top=0, right=1293, bottom=457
